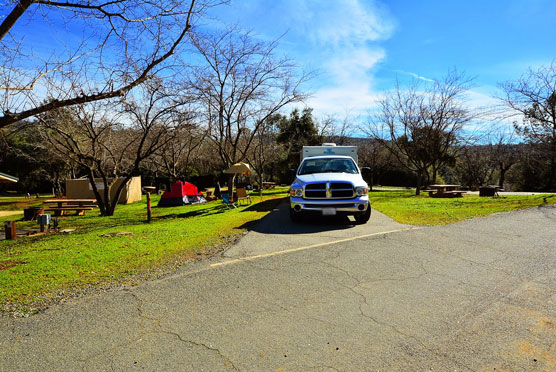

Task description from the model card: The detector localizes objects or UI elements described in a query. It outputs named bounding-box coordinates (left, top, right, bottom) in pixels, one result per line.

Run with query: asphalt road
left=2, top=203, right=556, bottom=371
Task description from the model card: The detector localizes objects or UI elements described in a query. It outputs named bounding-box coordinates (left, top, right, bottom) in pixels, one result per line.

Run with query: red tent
left=161, top=181, right=200, bottom=199
left=183, top=182, right=199, bottom=196
left=158, top=181, right=206, bottom=207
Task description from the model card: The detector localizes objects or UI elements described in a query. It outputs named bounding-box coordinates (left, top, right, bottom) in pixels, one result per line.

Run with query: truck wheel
left=354, top=203, right=371, bottom=224
left=290, top=207, right=302, bottom=223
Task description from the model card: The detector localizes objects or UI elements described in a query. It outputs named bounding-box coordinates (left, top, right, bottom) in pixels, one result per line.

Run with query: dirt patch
left=0, top=211, right=22, bottom=217
left=0, top=260, right=23, bottom=271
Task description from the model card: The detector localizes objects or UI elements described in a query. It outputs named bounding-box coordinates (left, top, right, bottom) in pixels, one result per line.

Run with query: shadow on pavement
left=237, top=199, right=357, bottom=235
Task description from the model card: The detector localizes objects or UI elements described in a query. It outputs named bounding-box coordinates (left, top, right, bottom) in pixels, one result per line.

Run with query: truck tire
left=354, top=203, right=371, bottom=224
left=290, top=207, right=303, bottom=223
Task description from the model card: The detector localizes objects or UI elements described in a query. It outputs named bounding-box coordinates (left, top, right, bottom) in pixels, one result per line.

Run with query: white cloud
left=404, top=71, right=435, bottom=83
left=279, top=0, right=396, bottom=117
left=292, top=0, right=395, bottom=46
left=325, top=48, right=385, bottom=81
left=212, top=0, right=396, bottom=117
left=307, top=48, right=385, bottom=114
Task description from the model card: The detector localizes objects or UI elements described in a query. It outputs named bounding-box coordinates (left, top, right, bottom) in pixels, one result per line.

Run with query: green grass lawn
left=0, top=188, right=288, bottom=315
left=370, top=189, right=556, bottom=225
left=0, top=195, right=53, bottom=211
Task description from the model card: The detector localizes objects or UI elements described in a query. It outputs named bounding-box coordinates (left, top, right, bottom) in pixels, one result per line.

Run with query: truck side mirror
left=289, top=168, right=296, bottom=174
left=361, top=167, right=371, bottom=175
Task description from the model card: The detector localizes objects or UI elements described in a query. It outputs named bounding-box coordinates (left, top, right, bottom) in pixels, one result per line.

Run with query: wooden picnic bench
left=479, top=185, right=500, bottom=197
left=262, top=182, right=276, bottom=190
left=425, top=185, right=467, bottom=198
left=44, top=199, right=97, bottom=216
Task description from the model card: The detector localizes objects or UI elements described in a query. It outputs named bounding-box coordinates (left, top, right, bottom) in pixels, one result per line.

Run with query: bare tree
left=247, top=114, right=283, bottom=195
left=39, top=82, right=183, bottom=215
left=0, top=121, right=74, bottom=194
left=0, top=0, right=223, bottom=129
left=188, top=27, right=309, bottom=193
left=487, top=126, right=520, bottom=189
left=453, top=145, right=494, bottom=188
left=369, top=71, right=473, bottom=195
left=358, top=139, right=392, bottom=191
left=323, top=112, right=355, bottom=145
left=500, top=61, right=556, bottom=190
left=154, top=114, right=206, bottom=181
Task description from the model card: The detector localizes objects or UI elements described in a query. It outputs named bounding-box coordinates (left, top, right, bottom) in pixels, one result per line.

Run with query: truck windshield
left=298, top=158, right=359, bottom=175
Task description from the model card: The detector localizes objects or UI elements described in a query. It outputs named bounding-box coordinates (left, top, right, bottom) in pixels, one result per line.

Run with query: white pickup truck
left=289, top=143, right=371, bottom=224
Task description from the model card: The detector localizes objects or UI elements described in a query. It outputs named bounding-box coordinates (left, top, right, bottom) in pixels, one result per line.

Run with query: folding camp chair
left=236, top=187, right=251, bottom=205
left=221, top=192, right=237, bottom=209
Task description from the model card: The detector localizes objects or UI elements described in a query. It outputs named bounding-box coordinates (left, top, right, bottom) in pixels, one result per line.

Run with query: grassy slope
left=370, top=190, right=556, bottom=225
left=0, top=189, right=287, bottom=313
left=0, top=195, right=53, bottom=212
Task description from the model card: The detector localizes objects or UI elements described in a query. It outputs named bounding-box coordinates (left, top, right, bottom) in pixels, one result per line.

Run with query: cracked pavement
left=2, top=203, right=556, bottom=371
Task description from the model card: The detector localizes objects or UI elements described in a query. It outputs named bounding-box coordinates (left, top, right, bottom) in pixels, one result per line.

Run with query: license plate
left=322, top=208, right=336, bottom=216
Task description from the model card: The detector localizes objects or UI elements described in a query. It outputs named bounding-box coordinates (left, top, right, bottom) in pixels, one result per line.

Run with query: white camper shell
left=301, top=143, right=358, bottom=163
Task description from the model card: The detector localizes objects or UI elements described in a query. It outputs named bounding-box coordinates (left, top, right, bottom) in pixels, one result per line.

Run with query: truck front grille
left=331, top=182, right=352, bottom=189
left=304, top=183, right=326, bottom=198
left=303, top=203, right=356, bottom=209
left=331, top=190, right=353, bottom=198
left=305, top=190, right=326, bottom=198
left=303, top=182, right=354, bottom=199
left=305, top=183, right=326, bottom=190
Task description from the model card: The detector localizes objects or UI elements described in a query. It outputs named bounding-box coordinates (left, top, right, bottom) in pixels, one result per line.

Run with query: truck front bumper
left=290, top=195, right=370, bottom=214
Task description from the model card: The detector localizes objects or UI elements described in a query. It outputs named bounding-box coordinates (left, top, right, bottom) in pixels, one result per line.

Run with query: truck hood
left=296, top=173, right=367, bottom=187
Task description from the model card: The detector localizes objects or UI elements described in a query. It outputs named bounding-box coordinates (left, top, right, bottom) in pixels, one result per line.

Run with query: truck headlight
left=355, top=187, right=368, bottom=196
left=290, top=188, right=303, bottom=197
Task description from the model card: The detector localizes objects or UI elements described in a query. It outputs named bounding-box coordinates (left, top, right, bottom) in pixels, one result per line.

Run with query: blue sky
left=206, top=0, right=556, bottom=118
left=4, top=0, right=555, bottom=123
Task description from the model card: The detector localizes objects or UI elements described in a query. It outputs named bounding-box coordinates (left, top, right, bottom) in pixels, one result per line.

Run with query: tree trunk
left=227, top=174, right=236, bottom=200
left=499, top=166, right=507, bottom=189
left=415, top=170, right=423, bottom=196
left=259, top=174, right=264, bottom=197
left=550, top=130, right=556, bottom=191
left=550, top=153, right=556, bottom=191
left=105, top=203, right=116, bottom=216
left=52, top=172, right=63, bottom=197
left=105, top=176, right=134, bottom=216
left=0, top=0, right=33, bottom=41
left=87, top=170, right=106, bottom=216
left=102, top=177, right=113, bottom=217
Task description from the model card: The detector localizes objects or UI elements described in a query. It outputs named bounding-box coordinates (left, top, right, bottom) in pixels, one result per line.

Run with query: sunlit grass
left=370, top=189, right=556, bottom=225
left=0, top=188, right=288, bottom=314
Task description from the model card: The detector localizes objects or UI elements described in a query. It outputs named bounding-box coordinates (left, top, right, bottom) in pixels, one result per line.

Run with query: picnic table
left=479, top=185, right=500, bottom=197
left=424, top=184, right=467, bottom=198
left=43, top=199, right=97, bottom=216
left=262, top=182, right=276, bottom=190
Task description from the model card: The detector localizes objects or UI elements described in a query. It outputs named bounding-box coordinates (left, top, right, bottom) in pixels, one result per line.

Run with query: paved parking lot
left=1, top=204, right=556, bottom=371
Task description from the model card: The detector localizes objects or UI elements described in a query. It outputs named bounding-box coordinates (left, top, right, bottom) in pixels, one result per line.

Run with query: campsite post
left=4, top=221, right=16, bottom=240
left=144, top=187, right=156, bottom=222
left=147, top=192, right=151, bottom=222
